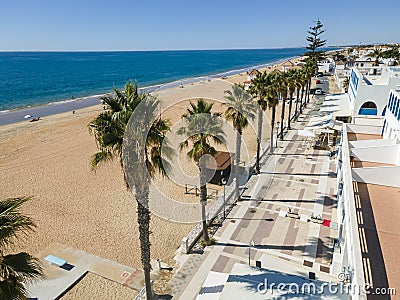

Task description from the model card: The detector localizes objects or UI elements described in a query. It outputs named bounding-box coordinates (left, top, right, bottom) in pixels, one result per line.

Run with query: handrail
left=181, top=141, right=272, bottom=254
left=134, top=280, right=153, bottom=300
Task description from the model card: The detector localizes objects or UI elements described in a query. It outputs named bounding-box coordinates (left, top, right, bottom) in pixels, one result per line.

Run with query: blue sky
left=1, top=0, right=399, bottom=51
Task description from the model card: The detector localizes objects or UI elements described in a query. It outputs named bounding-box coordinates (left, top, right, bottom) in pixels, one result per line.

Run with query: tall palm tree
left=89, top=81, right=171, bottom=300
left=177, top=99, right=226, bottom=245
left=285, top=69, right=297, bottom=130
left=276, top=72, right=288, bottom=140
left=300, top=68, right=310, bottom=113
left=267, top=73, right=282, bottom=152
left=293, top=69, right=303, bottom=119
left=305, top=58, right=318, bottom=104
left=0, top=197, right=43, bottom=300
left=248, top=71, right=269, bottom=173
left=224, top=85, right=256, bottom=199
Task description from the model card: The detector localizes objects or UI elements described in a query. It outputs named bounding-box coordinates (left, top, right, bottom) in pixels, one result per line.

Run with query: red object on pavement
left=322, top=219, right=331, bottom=227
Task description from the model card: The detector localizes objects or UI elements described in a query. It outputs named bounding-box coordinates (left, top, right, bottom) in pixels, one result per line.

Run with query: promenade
left=170, top=95, right=340, bottom=299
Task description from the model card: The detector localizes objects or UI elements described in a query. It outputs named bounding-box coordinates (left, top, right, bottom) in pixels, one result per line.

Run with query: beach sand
left=0, top=58, right=300, bottom=297
left=59, top=273, right=136, bottom=300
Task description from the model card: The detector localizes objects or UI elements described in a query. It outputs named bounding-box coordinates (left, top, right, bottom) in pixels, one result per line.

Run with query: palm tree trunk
left=270, top=106, right=276, bottom=154
left=136, top=185, right=152, bottom=300
left=307, top=78, right=311, bottom=104
left=256, top=106, right=263, bottom=173
left=288, top=91, right=294, bottom=130
left=300, top=86, right=304, bottom=114
left=235, top=128, right=242, bottom=200
left=294, top=88, right=299, bottom=119
left=199, top=166, right=210, bottom=244
left=280, top=94, right=285, bottom=140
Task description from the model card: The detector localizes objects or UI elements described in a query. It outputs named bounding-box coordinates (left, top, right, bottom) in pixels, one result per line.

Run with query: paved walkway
left=25, top=243, right=144, bottom=299
left=170, top=98, right=339, bottom=299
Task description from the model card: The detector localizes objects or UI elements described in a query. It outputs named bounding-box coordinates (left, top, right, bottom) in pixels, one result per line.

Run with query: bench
left=44, top=255, right=67, bottom=267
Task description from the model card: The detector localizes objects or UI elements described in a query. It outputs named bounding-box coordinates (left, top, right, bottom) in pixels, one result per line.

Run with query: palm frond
left=177, top=99, right=225, bottom=162
left=0, top=197, right=35, bottom=247
left=0, top=252, right=43, bottom=283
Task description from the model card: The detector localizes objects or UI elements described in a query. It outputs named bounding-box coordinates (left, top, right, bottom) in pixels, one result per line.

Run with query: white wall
left=335, top=125, right=367, bottom=299
left=352, top=166, right=400, bottom=187
left=349, top=139, right=397, bottom=149
left=353, top=116, right=384, bottom=126
left=347, top=124, right=382, bottom=135
left=349, top=68, right=400, bottom=116
left=353, top=85, right=389, bottom=116
left=351, top=144, right=400, bottom=165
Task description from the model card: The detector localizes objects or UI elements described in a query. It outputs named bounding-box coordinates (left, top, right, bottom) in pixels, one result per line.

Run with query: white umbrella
left=24, top=114, right=32, bottom=119
left=297, top=129, right=315, bottom=137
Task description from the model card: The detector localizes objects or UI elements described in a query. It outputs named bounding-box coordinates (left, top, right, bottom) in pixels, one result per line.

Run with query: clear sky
left=1, top=0, right=399, bottom=51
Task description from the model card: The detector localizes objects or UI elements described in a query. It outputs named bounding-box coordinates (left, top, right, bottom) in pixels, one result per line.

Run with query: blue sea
left=0, top=48, right=312, bottom=111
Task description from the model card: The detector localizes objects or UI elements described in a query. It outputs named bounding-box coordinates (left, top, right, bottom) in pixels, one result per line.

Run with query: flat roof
left=204, top=151, right=234, bottom=170
left=353, top=182, right=400, bottom=292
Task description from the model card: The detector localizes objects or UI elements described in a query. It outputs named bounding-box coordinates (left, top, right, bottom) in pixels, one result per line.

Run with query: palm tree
left=297, top=69, right=307, bottom=115
left=224, top=85, right=256, bottom=199
left=368, top=48, right=383, bottom=67
left=177, top=99, right=226, bottom=245
left=248, top=72, right=269, bottom=173
left=0, top=197, right=43, bottom=300
left=267, top=73, right=282, bottom=152
left=293, top=69, right=303, bottom=119
left=367, top=48, right=384, bottom=75
left=89, top=81, right=171, bottom=300
left=285, top=69, right=297, bottom=130
left=305, top=58, right=318, bottom=104
left=301, top=68, right=310, bottom=110
left=276, top=72, right=288, bottom=141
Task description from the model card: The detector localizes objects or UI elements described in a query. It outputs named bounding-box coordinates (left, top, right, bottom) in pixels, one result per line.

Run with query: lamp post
left=248, top=240, right=254, bottom=265
left=221, top=177, right=227, bottom=219
left=275, top=121, right=280, bottom=149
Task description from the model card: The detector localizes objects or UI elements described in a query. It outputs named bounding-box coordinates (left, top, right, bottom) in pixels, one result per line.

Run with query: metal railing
left=134, top=281, right=153, bottom=300
left=181, top=142, right=272, bottom=254
left=184, top=184, right=219, bottom=199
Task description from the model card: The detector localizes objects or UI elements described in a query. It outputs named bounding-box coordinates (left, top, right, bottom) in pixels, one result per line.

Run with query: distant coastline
left=0, top=47, right=339, bottom=125
left=0, top=48, right=312, bottom=111
left=0, top=54, right=300, bottom=126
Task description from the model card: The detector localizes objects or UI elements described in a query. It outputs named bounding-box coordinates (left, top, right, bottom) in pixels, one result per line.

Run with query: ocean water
left=0, top=49, right=310, bottom=111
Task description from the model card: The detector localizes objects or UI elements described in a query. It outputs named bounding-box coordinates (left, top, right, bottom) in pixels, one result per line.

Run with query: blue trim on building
left=359, top=108, right=377, bottom=115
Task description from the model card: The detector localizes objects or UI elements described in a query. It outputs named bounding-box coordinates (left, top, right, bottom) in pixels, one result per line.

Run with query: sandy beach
left=0, top=58, right=301, bottom=297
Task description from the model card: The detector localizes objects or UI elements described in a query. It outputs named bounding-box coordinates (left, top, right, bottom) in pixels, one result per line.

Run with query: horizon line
left=0, top=46, right=343, bottom=53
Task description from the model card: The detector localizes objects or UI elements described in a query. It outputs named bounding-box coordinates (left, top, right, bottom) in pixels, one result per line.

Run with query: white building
left=383, top=89, right=400, bottom=143
left=318, top=58, right=334, bottom=73
left=334, top=82, right=400, bottom=295
left=246, top=69, right=260, bottom=82
left=335, top=122, right=400, bottom=297
left=348, top=67, right=400, bottom=116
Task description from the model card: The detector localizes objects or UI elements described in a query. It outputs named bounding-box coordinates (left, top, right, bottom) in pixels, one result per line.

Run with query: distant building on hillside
left=318, top=58, right=334, bottom=73
left=346, top=58, right=375, bottom=69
